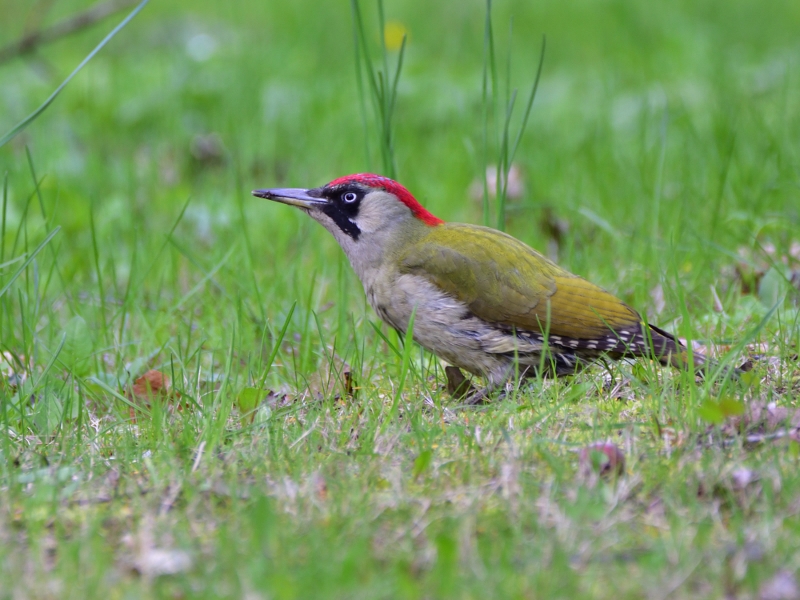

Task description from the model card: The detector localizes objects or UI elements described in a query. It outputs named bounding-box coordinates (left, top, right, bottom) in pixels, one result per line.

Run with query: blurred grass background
left=1, top=0, right=799, bottom=597
left=2, top=0, right=797, bottom=312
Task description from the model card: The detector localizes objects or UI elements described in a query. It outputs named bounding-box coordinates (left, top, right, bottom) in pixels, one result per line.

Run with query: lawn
left=1, top=0, right=799, bottom=597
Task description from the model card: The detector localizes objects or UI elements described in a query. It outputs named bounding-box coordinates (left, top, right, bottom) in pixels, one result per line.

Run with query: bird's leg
left=444, top=366, right=477, bottom=400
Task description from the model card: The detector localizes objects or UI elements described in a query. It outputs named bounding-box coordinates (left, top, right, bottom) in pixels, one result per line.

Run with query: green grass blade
left=33, top=333, right=67, bottom=388
left=0, top=226, right=60, bottom=300
left=0, top=0, right=150, bottom=149
left=508, top=36, right=546, bottom=163
left=377, top=307, right=416, bottom=437
left=349, top=0, right=403, bottom=178
left=480, top=0, right=496, bottom=226
left=86, top=375, right=152, bottom=419
left=88, top=198, right=109, bottom=341
left=257, top=302, right=296, bottom=391
left=1, top=172, right=7, bottom=267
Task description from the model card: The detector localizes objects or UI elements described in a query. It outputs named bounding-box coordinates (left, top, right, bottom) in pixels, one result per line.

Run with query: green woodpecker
left=253, top=173, right=706, bottom=402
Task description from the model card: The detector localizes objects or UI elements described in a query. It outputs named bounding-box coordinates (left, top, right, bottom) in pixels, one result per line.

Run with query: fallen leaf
left=128, top=370, right=183, bottom=419
left=131, top=370, right=169, bottom=401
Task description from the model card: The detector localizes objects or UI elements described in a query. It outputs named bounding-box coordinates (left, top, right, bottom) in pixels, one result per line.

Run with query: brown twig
left=0, top=0, right=140, bottom=65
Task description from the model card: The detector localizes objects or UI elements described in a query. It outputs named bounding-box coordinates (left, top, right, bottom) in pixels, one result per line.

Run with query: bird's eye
left=342, top=192, right=358, bottom=203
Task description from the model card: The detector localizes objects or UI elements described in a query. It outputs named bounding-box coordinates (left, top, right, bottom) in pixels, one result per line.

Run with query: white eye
left=342, top=192, right=358, bottom=203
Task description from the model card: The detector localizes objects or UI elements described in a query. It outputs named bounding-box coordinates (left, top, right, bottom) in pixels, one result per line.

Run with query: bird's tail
left=646, top=323, right=737, bottom=377
left=644, top=324, right=701, bottom=370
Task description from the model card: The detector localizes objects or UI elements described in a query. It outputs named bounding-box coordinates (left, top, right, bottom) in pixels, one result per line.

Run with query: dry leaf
left=127, top=370, right=184, bottom=419
left=131, top=370, right=169, bottom=401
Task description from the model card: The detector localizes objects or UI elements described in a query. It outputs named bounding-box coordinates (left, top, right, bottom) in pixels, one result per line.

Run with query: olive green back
left=398, top=223, right=641, bottom=340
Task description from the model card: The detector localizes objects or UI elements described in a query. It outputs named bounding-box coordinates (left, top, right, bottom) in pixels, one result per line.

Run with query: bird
left=253, top=173, right=709, bottom=403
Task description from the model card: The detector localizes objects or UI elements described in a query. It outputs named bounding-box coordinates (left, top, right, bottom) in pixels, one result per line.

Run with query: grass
left=1, top=0, right=800, bottom=597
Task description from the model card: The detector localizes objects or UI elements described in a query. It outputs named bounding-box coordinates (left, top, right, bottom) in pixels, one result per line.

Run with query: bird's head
left=252, top=174, right=443, bottom=253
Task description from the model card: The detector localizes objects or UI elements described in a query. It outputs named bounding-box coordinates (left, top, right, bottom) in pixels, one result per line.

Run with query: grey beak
left=251, top=188, right=327, bottom=210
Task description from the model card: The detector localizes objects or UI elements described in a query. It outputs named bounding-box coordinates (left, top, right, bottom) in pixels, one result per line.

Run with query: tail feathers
left=543, top=323, right=703, bottom=370
left=564, top=322, right=714, bottom=374
left=645, top=324, right=707, bottom=372
left=644, top=324, right=744, bottom=379
left=512, top=322, right=735, bottom=377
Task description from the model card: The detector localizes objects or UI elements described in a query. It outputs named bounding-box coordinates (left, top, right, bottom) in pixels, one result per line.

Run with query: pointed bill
left=251, top=188, right=327, bottom=209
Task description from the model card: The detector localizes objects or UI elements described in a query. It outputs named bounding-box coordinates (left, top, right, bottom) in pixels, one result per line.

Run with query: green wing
left=398, top=223, right=641, bottom=339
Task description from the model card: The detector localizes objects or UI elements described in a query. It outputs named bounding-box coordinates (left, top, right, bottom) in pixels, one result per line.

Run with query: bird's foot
left=464, top=387, right=490, bottom=405
left=464, top=387, right=506, bottom=405
left=458, top=363, right=518, bottom=405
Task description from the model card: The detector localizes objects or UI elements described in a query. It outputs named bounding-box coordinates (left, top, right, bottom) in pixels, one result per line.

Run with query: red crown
left=327, top=173, right=444, bottom=226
